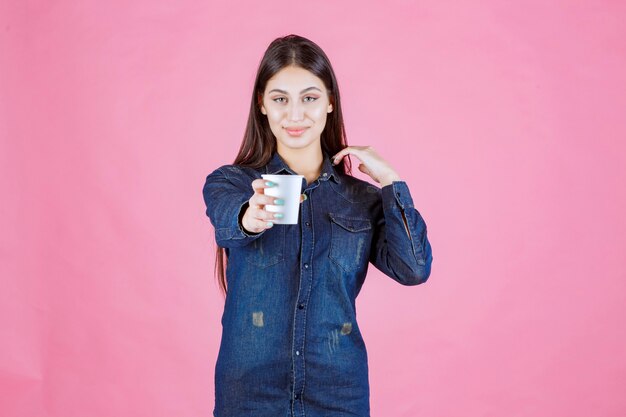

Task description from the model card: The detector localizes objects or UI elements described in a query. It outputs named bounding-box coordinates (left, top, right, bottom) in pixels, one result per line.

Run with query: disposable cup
left=261, top=174, right=304, bottom=224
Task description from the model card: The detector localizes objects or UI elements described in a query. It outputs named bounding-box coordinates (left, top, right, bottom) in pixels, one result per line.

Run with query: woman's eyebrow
left=268, top=86, right=322, bottom=94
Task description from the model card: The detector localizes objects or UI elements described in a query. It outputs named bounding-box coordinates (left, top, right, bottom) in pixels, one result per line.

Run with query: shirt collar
left=265, top=150, right=341, bottom=184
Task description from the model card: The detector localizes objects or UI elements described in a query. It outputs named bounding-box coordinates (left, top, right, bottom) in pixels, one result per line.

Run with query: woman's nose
left=288, top=103, right=304, bottom=121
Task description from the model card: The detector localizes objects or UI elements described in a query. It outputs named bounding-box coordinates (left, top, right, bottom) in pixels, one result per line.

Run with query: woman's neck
left=277, top=146, right=324, bottom=185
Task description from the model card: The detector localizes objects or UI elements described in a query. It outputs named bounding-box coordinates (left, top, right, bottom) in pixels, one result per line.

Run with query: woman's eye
left=273, top=96, right=318, bottom=103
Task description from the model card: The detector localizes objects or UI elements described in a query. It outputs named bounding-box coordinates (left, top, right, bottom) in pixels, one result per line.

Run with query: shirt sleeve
left=202, top=166, right=267, bottom=248
left=368, top=180, right=433, bottom=285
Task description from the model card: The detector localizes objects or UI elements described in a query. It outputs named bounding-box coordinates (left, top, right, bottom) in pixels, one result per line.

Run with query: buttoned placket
left=291, top=173, right=330, bottom=413
left=263, top=152, right=340, bottom=414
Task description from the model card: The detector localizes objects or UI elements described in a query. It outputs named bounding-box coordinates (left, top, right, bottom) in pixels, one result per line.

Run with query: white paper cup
left=261, top=174, right=304, bottom=224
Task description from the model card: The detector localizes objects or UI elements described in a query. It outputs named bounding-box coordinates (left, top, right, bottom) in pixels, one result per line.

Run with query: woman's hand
left=332, top=146, right=401, bottom=187
left=241, top=179, right=306, bottom=233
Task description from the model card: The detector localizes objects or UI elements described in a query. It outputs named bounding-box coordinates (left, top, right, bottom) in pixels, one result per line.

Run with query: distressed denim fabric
left=202, top=150, right=433, bottom=417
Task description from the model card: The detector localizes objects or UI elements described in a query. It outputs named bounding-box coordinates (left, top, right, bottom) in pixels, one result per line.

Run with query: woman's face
left=260, top=65, right=333, bottom=153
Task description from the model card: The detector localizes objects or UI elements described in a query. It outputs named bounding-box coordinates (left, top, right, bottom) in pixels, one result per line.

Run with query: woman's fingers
left=244, top=179, right=279, bottom=232
left=245, top=179, right=306, bottom=232
left=253, top=205, right=282, bottom=221
left=249, top=215, right=275, bottom=230
left=241, top=205, right=275, bottom=233
left=250, top=179, right=270, bottom=207
left=251, top=179, right=282, bottom=202
left=251, top=178, right=272, bottom=193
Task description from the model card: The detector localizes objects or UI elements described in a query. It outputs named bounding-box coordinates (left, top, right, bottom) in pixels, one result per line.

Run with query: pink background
left=2, top=1, right=625, bottom=416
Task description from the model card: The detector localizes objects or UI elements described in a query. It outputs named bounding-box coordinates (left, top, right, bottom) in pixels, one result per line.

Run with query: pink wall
left=1, top=1, right=625, bottom=416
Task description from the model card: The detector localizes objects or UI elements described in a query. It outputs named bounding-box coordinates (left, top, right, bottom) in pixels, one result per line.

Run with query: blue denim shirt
left=202, top=150, right=433, bottom=417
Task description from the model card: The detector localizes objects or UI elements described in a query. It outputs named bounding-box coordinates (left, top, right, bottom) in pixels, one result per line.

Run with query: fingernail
left=266, top=221, right=274, bottom=227
left=273, top=213, right=284, bottom=218
left=274, top=199, right=284, bottom=205
left=265, top=181, right=275, bottom=187
left=332, top=158, right=338, bottom=165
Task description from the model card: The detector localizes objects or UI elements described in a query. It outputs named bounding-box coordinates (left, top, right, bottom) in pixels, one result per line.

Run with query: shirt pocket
left=328, top=213, right=372, bottom=273
left=241, top=226, right=285, bottom=268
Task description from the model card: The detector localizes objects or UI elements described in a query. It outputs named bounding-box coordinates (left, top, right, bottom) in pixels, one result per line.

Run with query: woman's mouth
left=285, top=127, right=308, bottom=137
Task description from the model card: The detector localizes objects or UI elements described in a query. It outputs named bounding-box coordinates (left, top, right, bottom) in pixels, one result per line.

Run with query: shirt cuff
left=381, top=181, right=415, bottom=211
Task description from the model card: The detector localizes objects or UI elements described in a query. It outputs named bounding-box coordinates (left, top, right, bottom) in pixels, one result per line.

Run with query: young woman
left=202, top=34, right=433, bottom=417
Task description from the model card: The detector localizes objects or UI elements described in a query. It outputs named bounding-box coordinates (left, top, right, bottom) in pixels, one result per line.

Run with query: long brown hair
left=214, top=34, right=352, bottom=298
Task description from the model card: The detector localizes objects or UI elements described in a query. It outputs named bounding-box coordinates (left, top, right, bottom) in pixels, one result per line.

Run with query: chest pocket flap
left=329, top=213, right=372, bottom=233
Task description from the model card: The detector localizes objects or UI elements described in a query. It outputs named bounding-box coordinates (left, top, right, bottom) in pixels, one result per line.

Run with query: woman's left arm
left=331, top=146, right=433, bottom=285
left=369, top=180, right=433, bottom=285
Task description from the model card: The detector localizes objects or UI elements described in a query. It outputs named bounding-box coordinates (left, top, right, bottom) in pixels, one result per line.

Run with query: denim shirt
left=202, top=150, right=433, bottom=417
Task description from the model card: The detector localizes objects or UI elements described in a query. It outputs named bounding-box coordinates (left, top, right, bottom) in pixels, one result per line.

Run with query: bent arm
left=369, top=181, right=433, bottom=285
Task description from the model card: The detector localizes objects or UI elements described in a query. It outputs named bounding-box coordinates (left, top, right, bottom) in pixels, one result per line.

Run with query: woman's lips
left=285, top=127, right=308, bottom=137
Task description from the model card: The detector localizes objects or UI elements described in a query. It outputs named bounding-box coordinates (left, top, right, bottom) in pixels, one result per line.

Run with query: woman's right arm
left=202, top=166, right=275, bottom=248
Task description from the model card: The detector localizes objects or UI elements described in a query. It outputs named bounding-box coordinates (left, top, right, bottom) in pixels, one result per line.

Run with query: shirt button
left=298, top=303, right=304, bottom=309
left=296, top=350, right=300, bottom=356
left=295, top=393, right=300, bottom=399
left=304, top=263, right=309, bottom=269
left=322, top=172, right=328, bottom=176
left=305, top=221, right=310, bottom=227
